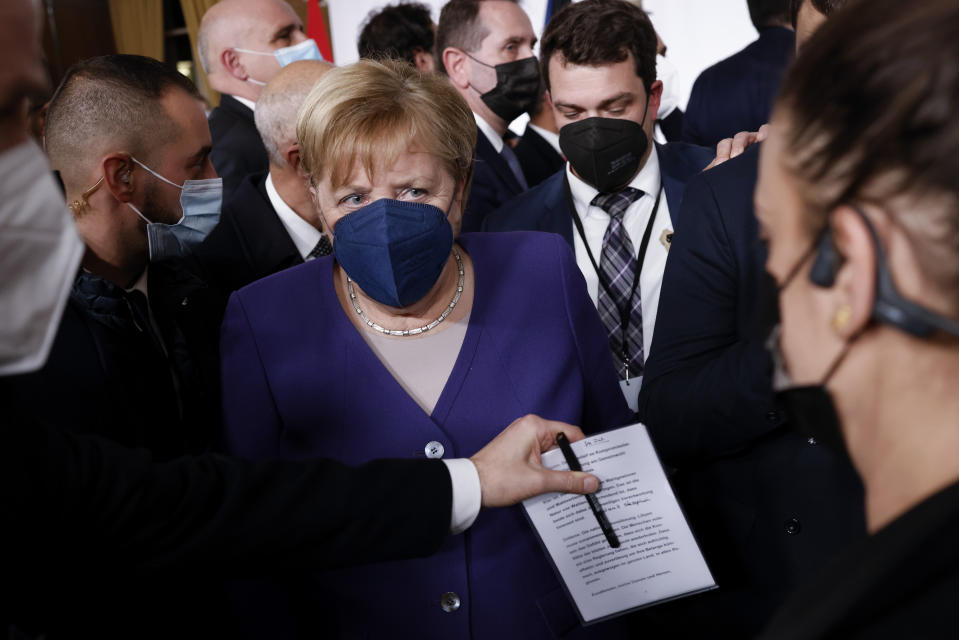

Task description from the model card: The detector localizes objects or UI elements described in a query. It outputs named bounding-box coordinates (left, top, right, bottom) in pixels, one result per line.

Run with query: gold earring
left=832, top=304, right=853, bottom=333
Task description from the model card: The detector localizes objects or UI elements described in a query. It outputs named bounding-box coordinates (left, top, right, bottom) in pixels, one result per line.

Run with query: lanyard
left=564, top=174, right=663, bottom=380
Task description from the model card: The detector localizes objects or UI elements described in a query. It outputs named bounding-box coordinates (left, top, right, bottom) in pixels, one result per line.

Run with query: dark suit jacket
left=514, top=125, right=565, bottom=188
left=761, top=479, right=959, bottom=639
left=635, top=145, right=865, bottom=637
left=208, top=95, right=270, bottom=197
left=482, top=142, right=713, bottom=241
left=196, top=172, right=302, bottom=294
left=682, top=27, right=795, bottom=147
left=462, top=125, right=525, bottom=233
left=0, top=405, right=452, bottom=637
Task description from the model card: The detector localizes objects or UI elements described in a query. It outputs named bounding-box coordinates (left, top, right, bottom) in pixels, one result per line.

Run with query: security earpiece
left=809, top=230, right=843, bottom=288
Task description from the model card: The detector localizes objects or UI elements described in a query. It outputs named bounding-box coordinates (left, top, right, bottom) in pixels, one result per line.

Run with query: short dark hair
left=357, top=2, right=435, bottom=66
left=45, top=55, right=201, bottom=190
left=789, top=0, right=846, bottom=28
left=747, top=0, right=792, bottom=30
left=539, top=0, right=657, bottom=94
left=436, top=0, right=518, bottom=76
left=778, top=0, right=959, bottom=306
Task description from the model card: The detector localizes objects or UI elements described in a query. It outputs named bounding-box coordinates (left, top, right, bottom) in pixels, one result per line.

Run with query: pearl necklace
left=347, top=248, right=465, bottom=337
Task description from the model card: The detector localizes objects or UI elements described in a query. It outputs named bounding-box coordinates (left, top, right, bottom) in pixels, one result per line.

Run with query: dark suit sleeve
left=0, top=411, right=451, bottom=578
left=638, top=169, right=779, bottom=466
left=551, top=234, right=634, bottom=432
left=463, top=166, right=502, bottom=233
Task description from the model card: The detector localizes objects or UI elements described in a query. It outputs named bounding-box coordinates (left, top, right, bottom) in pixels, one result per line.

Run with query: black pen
left=556, top=432, right=620, bottom=548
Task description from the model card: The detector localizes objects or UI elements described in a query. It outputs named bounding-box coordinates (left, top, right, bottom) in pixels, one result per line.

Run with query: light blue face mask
left=127, top=158, right=222, bottom=262
left=235, top=39, right=323, bottom=85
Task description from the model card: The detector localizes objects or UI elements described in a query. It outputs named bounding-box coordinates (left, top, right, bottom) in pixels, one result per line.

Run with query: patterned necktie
left=306, top=234, right=332, bottom=260
left=592, top=187, right=645, bottom=380
left=500, top=143, right=529, bottom=191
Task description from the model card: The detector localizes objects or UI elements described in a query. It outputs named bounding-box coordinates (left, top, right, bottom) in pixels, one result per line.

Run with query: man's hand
left=470, top=414, right=599, bottom=508
left=705, top=123, right=770, bottom=170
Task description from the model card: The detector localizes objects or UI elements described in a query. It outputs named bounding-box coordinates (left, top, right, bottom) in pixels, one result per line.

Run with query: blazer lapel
left=237, top=175, right=303, bottom=276
left=657, top=142, right=686, bottom=226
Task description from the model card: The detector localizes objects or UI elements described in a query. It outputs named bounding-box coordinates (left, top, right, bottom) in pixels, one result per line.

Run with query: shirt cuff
left=442, top=458, right=482, bottom=535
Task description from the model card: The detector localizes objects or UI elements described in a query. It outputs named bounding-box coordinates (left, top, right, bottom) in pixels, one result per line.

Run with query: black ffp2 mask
left=469, top=55, right=541, bottom=123
left=559, top=115, right=649, bottom=194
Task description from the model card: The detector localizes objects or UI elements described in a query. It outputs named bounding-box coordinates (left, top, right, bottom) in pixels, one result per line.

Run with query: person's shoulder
left=232, top=256, right=333, bottom=308
left=484, top=170, right=565, bottom=230
left=659, top=141, right=714, bottom=174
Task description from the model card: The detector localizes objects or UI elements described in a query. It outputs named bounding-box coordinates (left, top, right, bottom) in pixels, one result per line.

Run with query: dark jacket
left=208, top=95, right=269, bottom=198
left=196, top=172, right=302, bottom=294
left=636, top=145, right=865, bottom=637
left=682, top=27, right=795, bottom=147
left=514, top=126, right=565, bottom=188
left=761, top=479, right=959, bottom=639
left=2, top=264, right=222, bottom=459
left=483, top=142, right=713, bottom=241
left=462, top=125, right=526, bottom=233
left=0, top=406, right=452, bottom=638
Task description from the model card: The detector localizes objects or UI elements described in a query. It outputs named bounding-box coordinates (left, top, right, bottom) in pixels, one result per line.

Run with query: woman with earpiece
left=752, top=0, right=959, bottom=637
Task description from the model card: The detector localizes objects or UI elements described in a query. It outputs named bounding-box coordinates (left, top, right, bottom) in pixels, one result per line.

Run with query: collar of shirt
left=125, top=266, right=149, bottom=298
left=527, top=123, right=563, bottom=157
left=566, top=144, right=661, bottom=221
left=232, top=95, right=256, bottom=112
left=473, top=112, right=504, bottom=153
left=266, top=172, right=321, bottom=260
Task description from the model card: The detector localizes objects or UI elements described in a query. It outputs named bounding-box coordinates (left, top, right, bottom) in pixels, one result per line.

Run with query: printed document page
left=523, top=423, right=715, bottom=623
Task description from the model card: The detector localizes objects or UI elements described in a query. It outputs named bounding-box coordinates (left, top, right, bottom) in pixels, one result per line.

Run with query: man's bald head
left=255, top=59, right=332, bottom=167
left=199, top=0, right=306, bottom=98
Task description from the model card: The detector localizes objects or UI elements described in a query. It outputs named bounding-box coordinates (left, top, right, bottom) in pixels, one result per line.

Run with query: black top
left=762, top=478, right=959, bottom=639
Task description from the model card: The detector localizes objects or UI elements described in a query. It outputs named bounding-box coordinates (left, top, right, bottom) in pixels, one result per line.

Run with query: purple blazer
left=220, top=231, right=634, bottom=639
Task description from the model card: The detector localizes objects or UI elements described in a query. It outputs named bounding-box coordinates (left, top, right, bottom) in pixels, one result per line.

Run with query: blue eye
left=340, top=194, right=366, bottom=207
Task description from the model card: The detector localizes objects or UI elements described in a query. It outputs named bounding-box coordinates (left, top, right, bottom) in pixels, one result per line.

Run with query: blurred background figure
left=199, top=0, right=322, bottom=196
left=357, top=1, right=437, bottom=72
left=197, top=59, right=334, bottom=296
left=682, top=0, right=794, bottom=146
left=755, top=0, right=959, bottom=635
left=437, top=0, right=539, bottom=232
left=512, top=83, right=564, bottom=188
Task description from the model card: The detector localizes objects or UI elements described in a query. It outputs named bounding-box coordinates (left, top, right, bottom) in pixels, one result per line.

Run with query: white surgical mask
left=234, top=38, right=324, bottom=77
left=0, top=141, right=85, bottom=375
left=656, top=54, right=682, bottom=120
left=127, top=158, right=222, bottom=261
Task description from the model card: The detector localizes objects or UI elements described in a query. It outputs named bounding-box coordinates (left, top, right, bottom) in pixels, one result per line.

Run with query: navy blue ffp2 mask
left=333, top=198, right=454, bottom=308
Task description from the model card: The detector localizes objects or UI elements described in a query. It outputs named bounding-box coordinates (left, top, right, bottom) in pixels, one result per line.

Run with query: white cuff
left=442, top=458, right=482, bottom=535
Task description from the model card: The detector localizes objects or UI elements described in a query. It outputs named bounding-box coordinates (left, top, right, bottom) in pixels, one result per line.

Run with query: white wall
left=327, top=0, right=759, bottom=111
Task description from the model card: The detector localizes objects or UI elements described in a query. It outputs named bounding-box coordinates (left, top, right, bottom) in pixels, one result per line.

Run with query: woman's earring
left=832, top=304, right=853, bottom=333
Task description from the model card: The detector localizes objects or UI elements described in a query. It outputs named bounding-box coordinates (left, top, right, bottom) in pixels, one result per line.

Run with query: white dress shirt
left=473, top=112, right=504, bottom=153
left=265, top=173, right=321, bottom=260
left=526, top=123, right=563, bottom=157
left=566, top=147, right=673, bottom=370
left=444, top=459, right=481, bottom=534
left=231, top=95, right=256, bottom=112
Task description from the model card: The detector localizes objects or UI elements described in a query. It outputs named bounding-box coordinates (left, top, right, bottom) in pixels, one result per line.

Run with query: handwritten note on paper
left=523, top=423, right=715, bottom=624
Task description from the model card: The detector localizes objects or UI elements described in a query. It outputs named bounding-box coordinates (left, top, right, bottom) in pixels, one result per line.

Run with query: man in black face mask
left=437, top=0, right=540, bottom=232
left=484, top=0, right=712, bottom=412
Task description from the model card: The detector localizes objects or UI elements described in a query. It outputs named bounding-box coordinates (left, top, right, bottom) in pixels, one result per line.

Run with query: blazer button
left=440, top=591, right=461, bottom=613
left=784, top=518, right=802, bottom=535
left=180, top=297, right=189, bottom=307
left=807, top=437, right=818, bottom=445
left=425, top=441, right=445, bottom=459
left=765, top=411, right=780, bottom=423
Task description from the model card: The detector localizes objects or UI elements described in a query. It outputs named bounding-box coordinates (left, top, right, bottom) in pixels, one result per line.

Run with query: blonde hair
left=297, top=58, right=476, bottom=194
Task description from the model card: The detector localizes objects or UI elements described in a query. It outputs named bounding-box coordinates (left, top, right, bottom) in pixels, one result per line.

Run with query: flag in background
left=306, top=0, right=334, bottom=62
